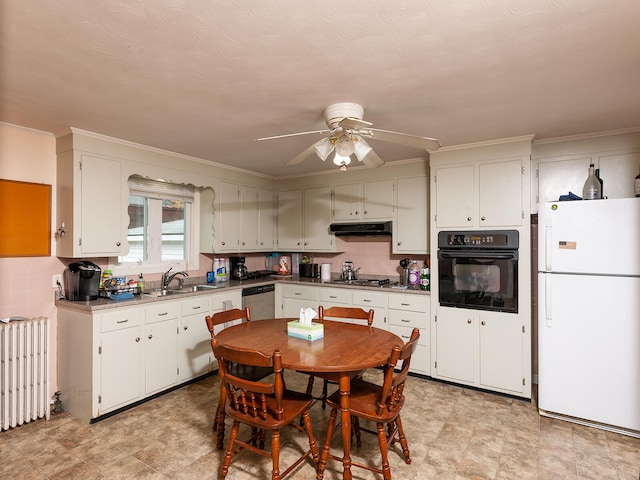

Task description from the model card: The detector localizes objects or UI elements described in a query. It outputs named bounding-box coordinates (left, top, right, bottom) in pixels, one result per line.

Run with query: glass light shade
left=353, top=138, right=372, bottom=161
left=313, top=137, right=334, bottom=161
left=333, top=153, right=351, bottom=167
left=334, top=134, right=355, bottom=157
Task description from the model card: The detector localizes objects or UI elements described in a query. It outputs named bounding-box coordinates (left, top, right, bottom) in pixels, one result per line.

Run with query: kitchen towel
left=320, top=263, right=331, bottom=281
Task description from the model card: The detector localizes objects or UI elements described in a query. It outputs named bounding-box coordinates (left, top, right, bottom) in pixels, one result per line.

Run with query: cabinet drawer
left=388, top=324, right=427, bottom=346
left=351, top=290, right=387, bottom=309
left=181, top=296, right=211, bottom=316
left=211, top=291, right=242, bottom=312
left=388, top=309, right=428, bottom=329
left=388, top=294, right=428, bottom=312
left=102, top=307, right=144, bottom=333
left=319, top=288, right=350, bottom=305
left=145, top=302, right=180, bottom=324
left=281, top=284, right=318, bottom=301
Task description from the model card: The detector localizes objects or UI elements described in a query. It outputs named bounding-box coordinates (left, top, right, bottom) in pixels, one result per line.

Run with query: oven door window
left=438, top=251, right=518, bottom=313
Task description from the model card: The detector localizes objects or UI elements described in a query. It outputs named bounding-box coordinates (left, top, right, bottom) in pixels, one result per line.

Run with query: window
left=117, top=176, right=199, bottom=272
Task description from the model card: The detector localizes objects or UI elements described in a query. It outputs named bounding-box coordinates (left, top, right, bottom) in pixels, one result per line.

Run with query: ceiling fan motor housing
left=324, top=102, right=364, bottom=129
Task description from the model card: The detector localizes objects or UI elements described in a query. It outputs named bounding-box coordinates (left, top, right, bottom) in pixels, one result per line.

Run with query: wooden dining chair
left=305, top=305, right=374, bottom=408
left=205, top=307, right=272, bottom=449
left=212, top=338, right=319, bottom=480
left=316, top=327, right=420, bottom=480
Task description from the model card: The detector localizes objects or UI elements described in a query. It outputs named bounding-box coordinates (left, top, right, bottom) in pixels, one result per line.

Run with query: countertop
left=55, top=275, right=429, bottom=312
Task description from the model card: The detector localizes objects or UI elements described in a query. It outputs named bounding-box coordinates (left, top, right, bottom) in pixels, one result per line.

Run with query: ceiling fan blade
left=339, top=117, right=373, bottom=131
left=360, top=148, right=384, bottom=168
left=366, top=128, right=441, bottom=151
left=255, top=129, right=330, bottom=141
left=285, top=138, right=329, bottom=166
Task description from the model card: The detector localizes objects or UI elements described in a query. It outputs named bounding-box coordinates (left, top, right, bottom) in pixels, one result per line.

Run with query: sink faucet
left=161, top=268, right=189, bottom=290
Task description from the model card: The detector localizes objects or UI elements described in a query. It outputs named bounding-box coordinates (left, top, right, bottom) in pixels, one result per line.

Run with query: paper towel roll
left=320, top=263, right=331, bottom=281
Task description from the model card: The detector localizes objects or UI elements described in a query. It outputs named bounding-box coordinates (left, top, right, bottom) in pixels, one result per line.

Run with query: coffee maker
left=229, top=256, right=249, bottom=280
left=64, top=261, right=101, bottom=301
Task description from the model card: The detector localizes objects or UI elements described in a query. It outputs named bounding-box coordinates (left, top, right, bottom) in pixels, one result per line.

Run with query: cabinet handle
left=481, top=321, right=486, bottom=326
left=148, top=334, right=153, bottom=339
left=481, top=216, right=486, bottom=221
left=294, top=292, right=302, bottom=296
left=364, top=210, right=368, bottom=215
left=192, top=306, right=201, bottom=310
left=354, top=211, right=359, bottom=215
left=116, top=319, right=129, bottom=324
left=467, top=217, right=472, bottom=221
left=157, top=312, right=169, bottom=316
left=241, top=241, right=245, bottom=245
left=467, top=319, right=472, bottom=324
left=363, top=299, right=372, bottom=303
left=222, top=241, right=226, bottom=245
left=183, top=326, right=188, bottom=330
left=397, top=241, right=402, bottom=246
left=116, top=241, right=121, bottom=247
left=135, top=337, right=140, bottom=342
left=329, top=295, right=337, bottom=299
left=401, top=319, right=411, bottom=323
left=401, top=303, right=410, bottom=306
left=297, top=242, right=302, bottom=246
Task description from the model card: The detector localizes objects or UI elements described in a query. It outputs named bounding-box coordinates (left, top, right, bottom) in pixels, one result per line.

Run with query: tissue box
left=287, top=321, right=324, bottom=341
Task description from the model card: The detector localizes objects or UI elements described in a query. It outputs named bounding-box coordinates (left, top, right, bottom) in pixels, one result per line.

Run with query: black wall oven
left=437, top=230, right=519, bottom=313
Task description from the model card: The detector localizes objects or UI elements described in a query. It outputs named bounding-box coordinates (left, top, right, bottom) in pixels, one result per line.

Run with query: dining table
left=214, top=317, right=403, bottom=480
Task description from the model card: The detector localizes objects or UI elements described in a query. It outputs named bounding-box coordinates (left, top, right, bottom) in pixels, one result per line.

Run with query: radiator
left=0, top=317, right=50, bottom=430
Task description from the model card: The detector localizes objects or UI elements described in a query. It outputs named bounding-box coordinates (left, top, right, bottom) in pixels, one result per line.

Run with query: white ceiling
left=1, top=1, right=639, bottom=177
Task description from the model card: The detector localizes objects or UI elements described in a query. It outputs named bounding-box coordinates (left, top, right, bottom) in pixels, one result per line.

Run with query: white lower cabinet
left=280, top=284, right=320, bottom=317
left=387, top=294, right=430, bottom=375
left=58, top=289, right=242, bottom=423
left=351, top=290, right=388, bottom=331
left=433, top=306, right=527, bottom=395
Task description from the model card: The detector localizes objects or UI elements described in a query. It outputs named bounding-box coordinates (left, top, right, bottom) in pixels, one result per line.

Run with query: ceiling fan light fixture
left=333, top=152, right=351, bottom=168
left=334, top=133, right=355, bottom=158
left=353, top=137, right=372, bottom=161
left=313, top=137, right=334, bottom=161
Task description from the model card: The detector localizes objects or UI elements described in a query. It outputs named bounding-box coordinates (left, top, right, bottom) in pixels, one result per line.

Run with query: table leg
left=338, top=372, right=352, bottom=480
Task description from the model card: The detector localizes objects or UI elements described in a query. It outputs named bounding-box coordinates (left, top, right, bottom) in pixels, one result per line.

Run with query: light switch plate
left=52, top=274, right=63, bottom=288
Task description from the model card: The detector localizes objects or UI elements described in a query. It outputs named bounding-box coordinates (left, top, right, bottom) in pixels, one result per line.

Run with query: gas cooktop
left=326, top=278, right=397, bottom=288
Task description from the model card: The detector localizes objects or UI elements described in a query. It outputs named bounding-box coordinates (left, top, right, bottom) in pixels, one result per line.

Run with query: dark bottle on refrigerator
left=595, top=168, right=603, bottom=198
left=635, top=164, right=640, bottom=197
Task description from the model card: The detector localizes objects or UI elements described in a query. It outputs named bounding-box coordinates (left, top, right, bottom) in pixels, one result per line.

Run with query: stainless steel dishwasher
left=241, top=284, right=276, bottom=320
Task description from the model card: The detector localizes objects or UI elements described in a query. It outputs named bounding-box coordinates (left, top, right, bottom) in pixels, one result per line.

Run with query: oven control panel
left=438, top=230, right=519, bottom=249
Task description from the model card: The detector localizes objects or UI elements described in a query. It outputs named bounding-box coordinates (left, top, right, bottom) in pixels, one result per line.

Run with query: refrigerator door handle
left=544, top=274, right=552, bottom=327
left=544, top=223, right=553, bottom=272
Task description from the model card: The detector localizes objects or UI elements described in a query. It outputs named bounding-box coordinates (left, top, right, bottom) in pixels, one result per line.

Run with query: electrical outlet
left=52, top=274, right=63, bottom=288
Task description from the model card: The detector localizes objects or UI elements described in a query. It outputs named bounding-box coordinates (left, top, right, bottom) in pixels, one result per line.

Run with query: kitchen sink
left=189, top=284, right=222, bottom=291
left=143, top=289, right=189, bottom=297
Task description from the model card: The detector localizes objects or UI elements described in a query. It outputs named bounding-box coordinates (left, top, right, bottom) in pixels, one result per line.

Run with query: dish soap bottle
left=582, top=163, right=601, bottom=200
left=408, top=260, right=420, bottom=288
left=137, top=273, right=145, bottom=294
left=420, top=264, right=430, bottom=291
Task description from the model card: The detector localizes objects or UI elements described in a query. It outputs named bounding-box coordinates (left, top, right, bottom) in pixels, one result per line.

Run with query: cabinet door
left=478, top=160, right=523, bottom=226
left=434, top=165, right=475, bottom=228
left=394, top=177, right=428, bottom=254
left=304, top=186, right=333, bottom=251
left=219, top=182, right=240, bottom=251
left=363, top=180, right=394, bottom=219
left=352, top=290, right=388, bottom=330
left=100, top=326, right=143, bottom=412
left=145, top=319, right=178, bottom=395
left=80, top=154, right=125, bottom=255
left=479, top=312, right=524, bottom=393
left=434, top=308, right=475, bottom=383
left=179, top=313, right=214, bottom=382
left=277, top=189, right=304, bottom=250
left=333, top=183, right=362, bottom=220
left=240, top=185, right=258, bottom=250
left=257, top=189, right=275, bottom=250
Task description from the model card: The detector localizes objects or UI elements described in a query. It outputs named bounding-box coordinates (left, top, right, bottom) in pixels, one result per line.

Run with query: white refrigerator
left=538, top=197, right=640, bottom=436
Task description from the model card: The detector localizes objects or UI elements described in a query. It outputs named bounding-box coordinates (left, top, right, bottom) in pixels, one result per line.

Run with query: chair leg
left=321, top=379, right=328, bottom=409
left=271, top=429, right=281, bottom=480
left=395, top=415, right=412, bottom=464
left=215, top=387, right=228, bottom=449
left=376, top=422, right=392, bottom=480
left=219, top=420, right=240, bottom=480
left=352, top=416, right=362, bottom=447
left=305, top=375, right=315, bottom=396
left=300, top=410, right=320, bottom=463
left=316, top=408, right=338, bottom=480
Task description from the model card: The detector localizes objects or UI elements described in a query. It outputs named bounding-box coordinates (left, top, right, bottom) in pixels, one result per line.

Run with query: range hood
left=330, top=221, right=392, bottom=237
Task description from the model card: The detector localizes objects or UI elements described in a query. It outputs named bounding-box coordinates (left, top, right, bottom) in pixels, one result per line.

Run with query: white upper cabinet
left=240, top=185, right=259, bottom=250
left=333, top=180, right=394, bottom=221
left=218, top=181, right=241, bottom=251
left=394, top=176, right=428, bottom=254
left=56, top=152, right=127, bottom=257
left=433, top=158, right=525, bottom=228
left=257, top=188, right=275, bottom=250
left=277, top=187, right=335, bottom=252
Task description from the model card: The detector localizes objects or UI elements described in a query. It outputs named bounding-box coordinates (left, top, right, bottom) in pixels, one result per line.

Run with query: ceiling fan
left=255, top=102, right=441, bottom=170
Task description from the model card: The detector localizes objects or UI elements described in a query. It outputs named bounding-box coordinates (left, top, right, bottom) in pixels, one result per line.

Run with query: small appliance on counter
left=63, top=261, right=101, bottom=301
left=229, top=256, right=249, bottom=280
left=299, top=263, right=319, bottom=278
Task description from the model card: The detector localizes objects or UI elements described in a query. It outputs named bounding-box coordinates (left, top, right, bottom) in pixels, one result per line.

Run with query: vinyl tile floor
left=2, top=371, right=639, bottom=480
